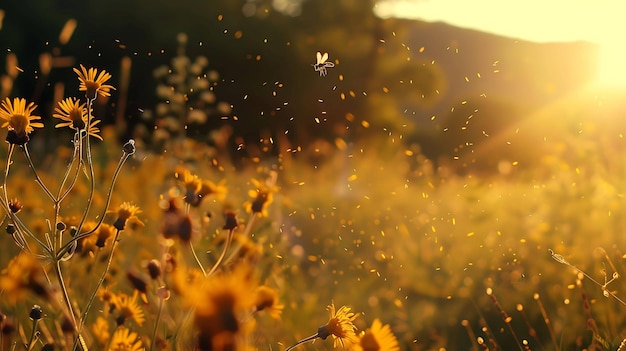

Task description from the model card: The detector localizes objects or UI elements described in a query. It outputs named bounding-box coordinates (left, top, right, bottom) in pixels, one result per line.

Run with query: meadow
left=2, top=26, right=626, bottom=351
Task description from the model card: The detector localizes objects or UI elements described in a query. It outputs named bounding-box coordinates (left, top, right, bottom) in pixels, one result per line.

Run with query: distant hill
left=379, top=18, right=613, bottom=173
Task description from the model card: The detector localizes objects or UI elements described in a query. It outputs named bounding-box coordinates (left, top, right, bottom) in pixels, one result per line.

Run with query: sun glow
left=374, top=0, right=626, bottom=88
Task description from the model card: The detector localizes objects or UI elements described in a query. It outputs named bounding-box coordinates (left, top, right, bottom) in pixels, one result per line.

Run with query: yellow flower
left=253, top=285, right=284, bottom=319
left=53, top=97, right=87, bottom=130
left=95, top=223, right=115, bottom=248
left=53, top=97, right=104, bottom=140
left=74, top=64, right=115, bottom=100
left=351, top=319, right=399, bottom=351
left=108, top=326, right=144, bottom=351
left=114, top=291, right=146, bottom=327
left=191, top=266, right=256, bottom=350
left=92, top=317, right=110, bottom=346
left=318, top=303, right=359, bottom=348
left=198, top=179, right=227, bottom=201
left=0, top=97, right=43, bottom=145
left=0, top=252, right=48, bottom=303
left=86, top=117, right=104, bottom=140
left=244, top=178, right=277, bottom=217
left=112, top=202, right=143, bottom=230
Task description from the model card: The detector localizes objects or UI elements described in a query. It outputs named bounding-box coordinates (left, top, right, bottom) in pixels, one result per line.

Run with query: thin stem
left=58, top=132, right=85, bottom=203
left=74, top=99, right=96, bottom=244
left=150, top=295, right=166, bottom=351
left=57, top=141, right=134, bottom=259
left=2, top=143, right=15, bottom=210
left=80, top=229, right=121, bottom=325
left=189, top=240, right=208, bottom=277
left=54, top=260, right=79, bottom=337
left=73, top=229, right=122, bottom=351
left=25, top=318, right=40, bottom=351
left=284, top=333, right=319, bottom=351
left=206, top=228, right=234, bottom=277
left=22, top=145, right=56, bottom=202
left=223, top=213, right=257, bottom=265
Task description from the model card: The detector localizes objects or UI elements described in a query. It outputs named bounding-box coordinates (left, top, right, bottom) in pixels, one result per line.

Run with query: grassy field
left=1, top=58, right=626, bottom=351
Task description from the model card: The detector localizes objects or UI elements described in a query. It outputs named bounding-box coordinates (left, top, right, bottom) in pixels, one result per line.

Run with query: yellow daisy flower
left=73, top=64, right=115, bottom=100
left=0, top=252, right=48, bottom=303
left=244, top=178, right=277, bottom=217
left=253, top=285, right=284, bottom=319
left=285, top=302, right=360, bottom=351
left=112, top=202, right=143, bottom=231
left=85, top=117, right=104, bottom=140
left=351, top=319, right=399, bottom=351
left=53, top=97, right=104, bottom=140
left=114, top=291, right=146, bottom=327
left=53, top=97, right=87, bottom=130
left=0, top=97, right=43, bottom=145
left=318, top=303, right=359, bottom=348
left=191, top=266, right=256, bottom=349
left=92, top=317, right=111, bottom=346
left=108, top=326, right=144, bottom=351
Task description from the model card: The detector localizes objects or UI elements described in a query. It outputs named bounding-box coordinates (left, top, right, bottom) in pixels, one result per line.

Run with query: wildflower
left=146, top=259, right=162, bottom=280
left=112, top=202, right=143, bottom=231
left=98, top=286, right=118, bottom=315
left=177, top=169, right=227, bottom=207
left=114, top=291, right=146, bottom=327
left=126, top=271, right=149, bottom=303
left=0, top=253, right=48, bottom=302
left=177, top=214, right=194, bottom=243
left=73, top=64, right=115, bottom=100
left=350, top=319, right=399, bottom=351
left=0, top=97, right=43, bottom=145
left=285, top=303, right=359, bottom=351
left=253, top=286, right=284, bottom=319
left=29, top=305, right=43, bottom=320
left=7, top=198, right=22, bottom=213
left=191, top=266, right=256, bottom=351
left=178, top=169, right=202, bottom=206
left=85, top=117, right=104, bottom=140
left=198, top=179, right=227, bottom=202
left=318, top=303, right=359, bottom=347
left=223, top=211, right=238, bottom=231
left=92, top=317, right=110, bottom=346
left=95, top=223, right=115, bottom=248
left=53, top=97, right=87, bottom=130
left=108, top=326, right=144, bottom=351
left=244, top=178, right=277, bottom=217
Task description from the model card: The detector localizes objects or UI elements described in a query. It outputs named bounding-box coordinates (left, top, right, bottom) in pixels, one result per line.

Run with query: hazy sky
left=373, top=0, right=626, bottom=87
left=373, top=0, right=624, bottom=43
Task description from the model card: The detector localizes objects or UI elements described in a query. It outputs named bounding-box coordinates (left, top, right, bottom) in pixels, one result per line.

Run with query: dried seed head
left=29, top=305, right=43, bottom=320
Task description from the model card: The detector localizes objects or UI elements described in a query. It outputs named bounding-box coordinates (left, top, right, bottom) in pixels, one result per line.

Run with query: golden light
left=373, top=0, right=626, bottom=88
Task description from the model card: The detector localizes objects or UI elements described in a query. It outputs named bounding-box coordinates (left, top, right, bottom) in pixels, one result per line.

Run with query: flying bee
left=312, top=51, right=335, bottom=76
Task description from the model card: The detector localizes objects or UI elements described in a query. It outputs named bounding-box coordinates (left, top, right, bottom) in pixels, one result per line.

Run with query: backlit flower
left=74, top=64, right=115, bottom=100
left=85, top=118, right=104, bottom=140
left=350, top=319, right=399, bottom=351
left=112, top=202, right=143, bottom=231
left=318, top=303, right=359, bottom=348
left=285, top=302, right=360, bottom=351
left=53, top=97, right=87, bottom=131
left=108, top=326, right=144, bottom=351
left=0, top=252, right=48, bottom=303
left=244, top=178, right=277, bottom=217
left=92, top=317, right=110, bottom=346
left=191, top=266, right=256, bottom=351
left=0, top=97, right=43, bottom=145
left=114, top=291, right=145, bottom=327
left=253, top=285, right=283, bottom=319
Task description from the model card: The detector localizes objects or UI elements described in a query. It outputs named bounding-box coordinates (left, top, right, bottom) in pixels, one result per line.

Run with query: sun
left=593, top=39, right=626, bottom=89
